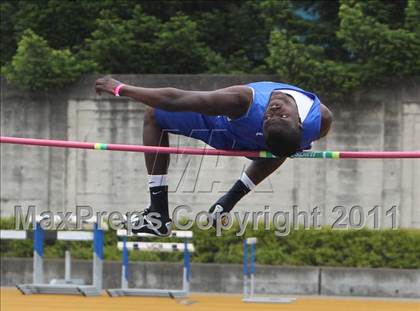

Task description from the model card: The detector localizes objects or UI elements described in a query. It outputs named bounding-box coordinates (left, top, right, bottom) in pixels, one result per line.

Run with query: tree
left=405, top=0, right=420, bottom=35
left=153, top=14, right=218, bottom=73
left=81, top=4, right=172, bottom=74
left=337, top=2, right=420, bottom=80
left=1, top=0, right=419, bottom=93
left=0, top=1, right=18, bottom=66
left=2, top=29, right=88, bottom=90
left=82, top=6, right=220, bottom=74
left=266, top=0, right=420, bottom=99
left=266, top=30, right=358, bottom=99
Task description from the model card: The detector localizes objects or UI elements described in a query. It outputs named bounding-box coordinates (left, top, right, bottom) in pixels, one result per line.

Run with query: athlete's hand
left=95, top=76, right=123, bottom=96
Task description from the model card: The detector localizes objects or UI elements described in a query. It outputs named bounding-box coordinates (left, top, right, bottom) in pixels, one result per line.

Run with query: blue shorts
left=154, top=109, right=237, bottom=150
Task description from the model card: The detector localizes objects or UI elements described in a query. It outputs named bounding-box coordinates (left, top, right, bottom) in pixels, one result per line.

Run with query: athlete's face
left=263, top=91, right=302, bottom=130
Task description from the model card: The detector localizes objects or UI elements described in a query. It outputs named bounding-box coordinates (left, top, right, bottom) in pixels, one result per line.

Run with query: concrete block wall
left=1, top=76, right=420, bottom=228
left=320, top=267, right=420, bottom=298
left=1, top=258, right=419, bottom=298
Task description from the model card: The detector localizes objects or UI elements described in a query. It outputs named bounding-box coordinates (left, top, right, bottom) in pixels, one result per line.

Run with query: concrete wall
left=1, top=258, right=419, bottom=298
left=1, top=75, right=420, bottom=229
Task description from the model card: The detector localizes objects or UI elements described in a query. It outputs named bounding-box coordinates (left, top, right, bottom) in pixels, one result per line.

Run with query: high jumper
left=94, top=77, right=333, bottom=236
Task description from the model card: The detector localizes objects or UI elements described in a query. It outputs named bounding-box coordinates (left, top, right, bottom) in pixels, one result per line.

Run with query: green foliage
left=153, top=14, right=217, bottom=74
left=1, top=0, right=419, bottom=94
left=337, top=2, right=420, bottom=81
left=2, top=29, right=92, bottom=90
left=81, top=6, right=162, bottom=74
left=0, top=217, right=33, bottom=258
left=355, top=0, right=408, bottom=29
left=266, top=30, right=359, bottom=98
left=265, top=0, right=420, bottom=98
left=0, top=1, right=17, bottom=66
left=1, top=217, right=419, bottom=269
left=10, top=0, right=135, bottom=51
left=405, top=0, right=420, bottom=35
left=82, top=6, right=216, bottom=74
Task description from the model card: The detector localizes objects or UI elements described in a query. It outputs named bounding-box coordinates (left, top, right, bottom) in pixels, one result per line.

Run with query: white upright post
left=64, top=250, right=71, bottom=282
left=250, top=273, right=255, bottom=298
left=121, top=266, right=128, bottom=289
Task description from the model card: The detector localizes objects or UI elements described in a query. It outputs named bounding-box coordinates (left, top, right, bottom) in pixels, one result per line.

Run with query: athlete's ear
left=319, top=104, right=333, bottom=137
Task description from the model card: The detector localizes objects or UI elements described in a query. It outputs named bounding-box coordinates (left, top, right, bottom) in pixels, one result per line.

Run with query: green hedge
left=1, top=217, right=419, bottom=269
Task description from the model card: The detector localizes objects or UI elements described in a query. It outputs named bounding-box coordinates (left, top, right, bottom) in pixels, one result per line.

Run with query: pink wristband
left=113, top=84, right=125, bottom=97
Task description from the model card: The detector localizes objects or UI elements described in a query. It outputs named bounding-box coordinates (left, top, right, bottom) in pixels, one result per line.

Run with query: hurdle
left=0, top=216, right=104, bottom=296
left=243, top=238, right=296, bottom=303
left=107, top=230, right=193, bottom=297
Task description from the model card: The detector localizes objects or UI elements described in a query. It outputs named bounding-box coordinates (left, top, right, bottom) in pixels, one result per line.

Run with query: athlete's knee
left=144, top=107, right=157, bottom=127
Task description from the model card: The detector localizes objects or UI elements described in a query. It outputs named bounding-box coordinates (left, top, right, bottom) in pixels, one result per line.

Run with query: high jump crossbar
left=1, top=136, right=420, bottom=159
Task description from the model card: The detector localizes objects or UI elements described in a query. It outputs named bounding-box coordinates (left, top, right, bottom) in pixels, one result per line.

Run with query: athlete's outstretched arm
left=95, top=76, right=252, bottom=119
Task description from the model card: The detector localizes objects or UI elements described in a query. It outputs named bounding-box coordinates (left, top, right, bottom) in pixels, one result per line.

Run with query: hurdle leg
left=64, top=249, right=71, bottom=282
left=250, top=242, right=255, bottom=298
left=182, top=238, right=190, bottom=294
left=92, top=223, right=103, bottom=290
left=242, top=237, right=296, bottom=304
left=17, top=219, right=103, bottom=296
left=121, top=236, right=129, bottom=289
left=243, top=240, right=249, bottom=298
left=77, top=222, right=103, bottom=296
left=107, top=231, right=194, bottom=297
left=33, top=222, right=44, bottom=284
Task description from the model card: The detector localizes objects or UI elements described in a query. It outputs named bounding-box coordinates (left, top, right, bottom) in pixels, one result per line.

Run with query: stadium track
left=2, top=288, right=419, bottom=311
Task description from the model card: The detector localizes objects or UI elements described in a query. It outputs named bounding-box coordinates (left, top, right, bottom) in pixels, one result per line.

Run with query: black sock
left=148, top=185, right=169, bottom=220
left=215, top=180, right=251, bottom=213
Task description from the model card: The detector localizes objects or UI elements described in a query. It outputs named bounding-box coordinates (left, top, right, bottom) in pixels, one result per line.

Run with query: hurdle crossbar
left=1, top=220, right=104, bottom=296
left=243, top=238, right=296, bottom=304
left=1, top=136, right=420, bottom=159
left=118, top=242, right=195, bottom=253
left=107, top=230, right=193, bottom=298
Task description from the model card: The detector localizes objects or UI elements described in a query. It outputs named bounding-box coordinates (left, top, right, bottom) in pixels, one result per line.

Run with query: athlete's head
left=263, top=91, right=302, bottom=157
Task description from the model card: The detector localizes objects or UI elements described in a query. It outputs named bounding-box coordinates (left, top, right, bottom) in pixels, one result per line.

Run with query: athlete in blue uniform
left=95, top=76, right=333, bottom=236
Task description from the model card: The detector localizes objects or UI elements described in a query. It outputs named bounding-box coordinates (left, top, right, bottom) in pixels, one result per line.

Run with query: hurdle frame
left=1, top=218, right=104, bottom=296
left=107, top=230, right=193, bottom=297
left=243, top=238, right=296, bottom=304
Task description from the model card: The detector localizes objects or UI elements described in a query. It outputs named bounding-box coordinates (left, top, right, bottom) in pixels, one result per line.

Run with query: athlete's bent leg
left=143, top=107, right=170, bottom=175
left=209, top=158, right=286, bottom=224
left=129, top=107, right=172, bottom=236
